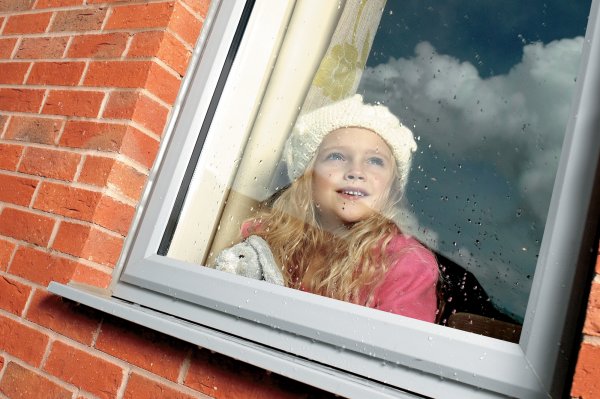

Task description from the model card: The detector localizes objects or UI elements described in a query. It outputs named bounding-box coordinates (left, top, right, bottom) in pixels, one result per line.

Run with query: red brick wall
left=0, top=1, right=597, bottom=398
left=571, top=257, right=600, bottom=399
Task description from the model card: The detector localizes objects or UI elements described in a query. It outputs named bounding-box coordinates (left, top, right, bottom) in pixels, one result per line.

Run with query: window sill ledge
left=48, top=282, right=425, bottom=399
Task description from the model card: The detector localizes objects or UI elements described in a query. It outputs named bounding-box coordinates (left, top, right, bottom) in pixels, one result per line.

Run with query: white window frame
left=50, top=1, right=600, bottom=398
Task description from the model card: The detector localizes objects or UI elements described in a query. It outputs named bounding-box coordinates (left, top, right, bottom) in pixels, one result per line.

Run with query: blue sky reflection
left=358, top=0, right=591, bottom=320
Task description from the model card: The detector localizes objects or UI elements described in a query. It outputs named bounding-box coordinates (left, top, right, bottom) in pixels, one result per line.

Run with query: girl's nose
left=344, top=165, right=365, bottom=181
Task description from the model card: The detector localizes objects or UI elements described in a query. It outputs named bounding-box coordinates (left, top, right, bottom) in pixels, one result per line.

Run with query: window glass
left=161, top=0, right=591, bottom=340
left=358, top=0, right=591, bottom=324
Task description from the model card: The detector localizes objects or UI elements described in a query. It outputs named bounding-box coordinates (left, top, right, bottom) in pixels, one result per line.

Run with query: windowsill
left=48, top=281, right=428, bottom=399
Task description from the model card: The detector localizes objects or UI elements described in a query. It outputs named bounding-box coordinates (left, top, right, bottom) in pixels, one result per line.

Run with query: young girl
left=217, top=94, right=439, bottom=323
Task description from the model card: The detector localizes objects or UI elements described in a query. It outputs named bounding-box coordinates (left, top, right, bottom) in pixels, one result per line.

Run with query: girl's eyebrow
left=317, top=144, right=348, bottom=154
left=365, top=149, right=392, bottom=159
left=319, top=145, right=393, bottom=161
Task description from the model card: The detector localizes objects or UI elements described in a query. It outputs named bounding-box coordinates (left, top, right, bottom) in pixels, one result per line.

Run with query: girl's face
left=311, top=127, right=396, bottom=230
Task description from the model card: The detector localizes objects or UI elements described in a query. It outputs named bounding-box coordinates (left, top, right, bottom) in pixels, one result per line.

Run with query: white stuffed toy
left=214, top=235, right=284, bottom=285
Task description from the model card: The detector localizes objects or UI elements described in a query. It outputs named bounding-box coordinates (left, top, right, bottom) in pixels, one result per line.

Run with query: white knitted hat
left=284, top=94, right=417, bottom=194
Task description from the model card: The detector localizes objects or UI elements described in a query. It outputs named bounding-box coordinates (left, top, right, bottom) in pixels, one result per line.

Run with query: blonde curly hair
left=245, top=160, right=404, bottom=306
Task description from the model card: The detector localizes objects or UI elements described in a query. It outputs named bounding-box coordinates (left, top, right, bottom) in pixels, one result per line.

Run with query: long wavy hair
left=245, top=159, right=404, bottom=306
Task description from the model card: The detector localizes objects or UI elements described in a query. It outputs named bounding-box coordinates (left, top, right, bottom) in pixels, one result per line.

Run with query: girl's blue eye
left=326, top=152, right=344, bottom=161
left=368, top=157, right=385, bottom=166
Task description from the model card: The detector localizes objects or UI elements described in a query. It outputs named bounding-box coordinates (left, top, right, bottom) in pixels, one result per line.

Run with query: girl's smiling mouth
left=337, top=188, right=368, bottom=198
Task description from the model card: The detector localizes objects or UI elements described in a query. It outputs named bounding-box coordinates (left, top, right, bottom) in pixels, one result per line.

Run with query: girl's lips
left=336, top=188, right=368, bottom=199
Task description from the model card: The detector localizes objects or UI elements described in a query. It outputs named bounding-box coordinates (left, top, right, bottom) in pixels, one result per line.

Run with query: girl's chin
left=335, top=210, right=379, bottom=226
left=317, top=204, right=381, bottom=229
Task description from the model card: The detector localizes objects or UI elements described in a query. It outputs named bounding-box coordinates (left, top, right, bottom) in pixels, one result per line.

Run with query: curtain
left=177, top=1, right=387, bottom=265
left=303, top=0, right=387, bottom=112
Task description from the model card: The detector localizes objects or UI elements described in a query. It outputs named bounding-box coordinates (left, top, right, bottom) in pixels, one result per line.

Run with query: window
left=50, top=0, right=600, bottom=397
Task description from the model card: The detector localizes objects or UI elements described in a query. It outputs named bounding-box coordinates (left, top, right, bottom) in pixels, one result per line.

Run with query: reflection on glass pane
left=165, top=0, right=591, bottom=341
left=359, top=0, right=591, bottom=323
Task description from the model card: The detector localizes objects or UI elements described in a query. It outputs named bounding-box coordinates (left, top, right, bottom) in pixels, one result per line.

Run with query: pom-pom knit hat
left=284, top=94, right=417, bottom=194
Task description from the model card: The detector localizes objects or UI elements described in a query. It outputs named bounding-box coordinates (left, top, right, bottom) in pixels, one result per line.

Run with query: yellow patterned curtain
left=302, top=0, right=387, bottom=112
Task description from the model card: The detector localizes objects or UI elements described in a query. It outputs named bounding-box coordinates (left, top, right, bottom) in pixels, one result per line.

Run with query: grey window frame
left=50, top=1, right=600, bottom=398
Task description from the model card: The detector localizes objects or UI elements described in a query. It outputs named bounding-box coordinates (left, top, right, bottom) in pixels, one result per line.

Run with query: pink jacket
left=241, top=222, right=439, bottom=323
left=366, top=233, right=439, bottom=322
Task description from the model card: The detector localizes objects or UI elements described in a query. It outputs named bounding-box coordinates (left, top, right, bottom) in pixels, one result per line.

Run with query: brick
left=584, top=281, right=600, bottom=336
left=0, top=38, right=18, bottom=58
left=50, top=7, right=107, bottom=32
left=181, top=0, right=209, bottom=16
left=133, top=93, right=169, bottom=135
left=0, top=314, right=49, bottom=366
left=146, top=62, right=181, bottom=103
left=108, top=161, right=146, bottom=201
left=35, top=0, right=83, bottom=8
left=169, top=2, right=202, bottom=47
left=52, top=221, right=123, bottom=267
left=106, top=2, right=174, bottom=30
left=0, top=362, right=73, bottom=399
left=0, top=0, right=34, bottom=12
left=0, top=173, right=38, bottom=207
left=87, top=0, right=141, bottom=3
left=96, top=317, right=189, bottom=381
left=0, top=239, right=15, bottom=271
left=10, top=246, right=79, bottom=286
left=4, top=12, right=52, bottom=35
left=126, top=31, right=163, bottom=58
left=0, top=276, right=32, bottom=316
left=92, top=195, right=134, bottom=235
left=0, top=114, right=8, bottom=134
left=127, top=31, right=191, bottom=75
left=84, top=60, right=152, bottom=88
left=77, top=155, right=146, bottom=200
left=0, top=89, right=45, bottom=113
left=104, top=90, right=169, bottom=135
left=60, top=121, right=127, bottom=152
left=19, top=146, right=81, bottom=181
left=27, top=62, right=86, bottom=86
left=4, top=115, right=62, bottom=145
left=0, top=207, right=55, bottom=247
left=0, top=143, right=23, bottom=171
left=26, top=290, right=101, bottom=345
left=44, top=341, right=124, bottom=399
left=33, top=182, right=101, bottom=221
left=0, top=62, right=30, bottom=84
left=42, top=90, right=105, bottom=118
left=158, top=31, right=191, bottom=76
left=120, top=126, right=159, bottom=169
left=15, top=37, right=69, bottom=59
left=185, top=349, right=308, bottom=399
left=103, top=90, right=140, bottom=119
left=124, top=373, right=198, bottom=399
left=70, top=264, right=111, bottom=288
left=77, top=155, right=115, bottom=186
left=572, top=342, right=600, bottom=398
left=67, top=32, right=129, bottom=59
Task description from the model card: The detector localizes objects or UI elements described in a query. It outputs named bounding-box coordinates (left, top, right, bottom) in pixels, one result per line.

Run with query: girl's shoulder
left=385, top=232, right=439, bottom=274
left=387, top=232, right=432, bottom=254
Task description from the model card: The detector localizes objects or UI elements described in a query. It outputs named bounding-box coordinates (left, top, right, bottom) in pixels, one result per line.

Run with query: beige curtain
left=183, top=0, right=387, bottom=265
left=203, top=0, right=347, bottom=264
